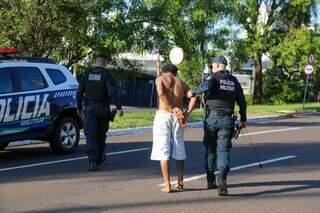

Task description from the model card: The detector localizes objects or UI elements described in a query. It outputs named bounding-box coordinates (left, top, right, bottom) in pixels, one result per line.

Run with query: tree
left=0, top=0, right=136, bottom=69
left=226, top=0, right=318, bottom=104
left=125, top=0, right=228, bottom=87
left=0, top=0, right=93, bottom=64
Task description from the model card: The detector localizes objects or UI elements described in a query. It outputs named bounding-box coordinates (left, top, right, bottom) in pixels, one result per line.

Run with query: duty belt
left=207, top=108, right=233, bottom=116
left=85, top=99, right=109, bottom=106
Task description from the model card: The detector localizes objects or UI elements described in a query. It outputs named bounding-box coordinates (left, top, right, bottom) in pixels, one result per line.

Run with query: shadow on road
left=0, top=139, right=319, bottom=186
left=228, top=180, right=320, bottom=197
left=23, top=180, right=320, bottom=213
left=248, top=114, right=320, bottom=127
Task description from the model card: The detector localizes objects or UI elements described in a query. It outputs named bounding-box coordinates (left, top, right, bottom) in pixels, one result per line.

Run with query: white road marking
left=1, top=127, right=302, bottom=173
left=0, top=148, right=150, bottom=172
left=238, top=127, right=302, bottom=137
left=158, top=155, right=297, bottom=187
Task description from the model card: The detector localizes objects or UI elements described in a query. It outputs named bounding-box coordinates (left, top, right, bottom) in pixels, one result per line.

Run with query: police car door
left=0, top=67, right=17, bottom=138
left=0, top=65, right=50, bottom=140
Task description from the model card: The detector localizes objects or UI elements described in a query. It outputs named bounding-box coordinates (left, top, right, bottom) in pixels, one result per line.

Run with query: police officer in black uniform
left=188, top=55, right=247, bottom=195
left=77, top=55, right=123, bottom=171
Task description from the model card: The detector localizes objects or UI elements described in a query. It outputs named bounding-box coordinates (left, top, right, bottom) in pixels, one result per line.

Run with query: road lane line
left=0, top=148, right=150, bottom=172
left=158, top=155, right=297, bottom=187
left=238, top=127, right=302, bottom=137
left=1, top=127, right=301, bottom=173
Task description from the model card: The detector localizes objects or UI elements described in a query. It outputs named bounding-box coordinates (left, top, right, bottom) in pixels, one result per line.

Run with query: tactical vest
left=84, top=67, right=109, bottom=102
left=206, top=71, right=237, bottom=113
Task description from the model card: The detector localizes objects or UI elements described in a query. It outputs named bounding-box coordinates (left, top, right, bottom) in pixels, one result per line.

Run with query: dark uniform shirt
left=76, top=66, right=122, bottom=110
left=192, top=70, right=247, bottom=122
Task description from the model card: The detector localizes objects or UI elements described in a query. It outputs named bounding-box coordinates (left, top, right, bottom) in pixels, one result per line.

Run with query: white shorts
left=150, top=110, right=186, bottom=161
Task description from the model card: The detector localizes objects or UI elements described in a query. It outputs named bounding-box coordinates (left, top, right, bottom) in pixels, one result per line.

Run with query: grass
left=109, top=102, right=320, bottom=130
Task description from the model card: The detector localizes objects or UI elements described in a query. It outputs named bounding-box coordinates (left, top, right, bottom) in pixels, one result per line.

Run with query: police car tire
left=50, top=117, right=80, bottom=154
left=0, top=142, right=9, bottom=151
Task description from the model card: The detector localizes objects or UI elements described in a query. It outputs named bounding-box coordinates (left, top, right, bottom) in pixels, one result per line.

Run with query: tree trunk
left=253, top=55, right=263, bottom=104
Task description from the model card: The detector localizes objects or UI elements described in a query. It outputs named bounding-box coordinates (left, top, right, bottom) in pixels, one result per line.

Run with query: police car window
left=46, top=68, right=67, bottom=85
left=14, top=67, right=47, bottom=91
left=0, top=68, right=13, bottom=94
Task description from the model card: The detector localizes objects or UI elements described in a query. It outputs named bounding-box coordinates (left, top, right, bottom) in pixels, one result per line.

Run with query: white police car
left=0, top=55, right=82, bottom=154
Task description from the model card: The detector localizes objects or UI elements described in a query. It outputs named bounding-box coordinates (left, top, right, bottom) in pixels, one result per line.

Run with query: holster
left=205, top=107, right=210, bottom=118
left=232, top=123, right=241, bottom=139
left=110, top=108, right=117, bottom=122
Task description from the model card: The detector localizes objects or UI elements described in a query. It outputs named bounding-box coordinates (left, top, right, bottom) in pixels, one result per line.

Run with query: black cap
left=211, top=55, right=227, bottom=65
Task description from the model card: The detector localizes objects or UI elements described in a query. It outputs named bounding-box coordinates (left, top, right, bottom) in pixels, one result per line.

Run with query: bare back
left=156, top=73, right=188, bottom=112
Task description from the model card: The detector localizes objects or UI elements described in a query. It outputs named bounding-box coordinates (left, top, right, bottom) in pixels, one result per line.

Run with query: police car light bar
left=0, top=48, right=56, bottom=64
left=0, top=48, right=19, bottom=54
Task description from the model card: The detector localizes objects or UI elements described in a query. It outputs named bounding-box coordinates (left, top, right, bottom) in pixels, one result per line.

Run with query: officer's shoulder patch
left=88, top=73, right=102, bottom=81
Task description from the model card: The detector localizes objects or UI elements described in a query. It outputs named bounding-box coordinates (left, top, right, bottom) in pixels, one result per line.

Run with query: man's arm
left=235, top=80, right=247, bottom=126
left=76, top=74, right=85, bottom=119
left=184, top=83, right=196, bottom=115
left=76, top=74, right=85, bottom=111
left=106, top=74, right=123, bottom=115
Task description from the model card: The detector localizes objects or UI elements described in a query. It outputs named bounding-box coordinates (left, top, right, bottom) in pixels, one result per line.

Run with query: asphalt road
left=0, top=114, right=320, bottom=213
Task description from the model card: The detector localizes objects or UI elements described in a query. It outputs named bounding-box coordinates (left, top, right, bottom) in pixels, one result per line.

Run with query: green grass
left=109, top=102, right=320, bottom=130
left=241, top=102, right=320, bottom=115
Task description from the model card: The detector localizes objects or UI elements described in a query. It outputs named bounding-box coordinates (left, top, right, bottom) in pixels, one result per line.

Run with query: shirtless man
left=150, top=64, right=196, bottom=193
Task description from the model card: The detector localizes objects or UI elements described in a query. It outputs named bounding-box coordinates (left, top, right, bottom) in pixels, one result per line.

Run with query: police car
left=0, top=49, right=82, bottom=154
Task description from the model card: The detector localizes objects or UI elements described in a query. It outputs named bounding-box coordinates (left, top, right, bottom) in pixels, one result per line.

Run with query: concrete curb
left=79, top=113, right=298, bottom=138
left=8, top=111, right=319, bottom=147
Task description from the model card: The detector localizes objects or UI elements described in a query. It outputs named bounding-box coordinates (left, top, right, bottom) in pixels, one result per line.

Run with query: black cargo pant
left=203, top=112, right=234, bottom=183
left=84, top=101, right=110, bottom=161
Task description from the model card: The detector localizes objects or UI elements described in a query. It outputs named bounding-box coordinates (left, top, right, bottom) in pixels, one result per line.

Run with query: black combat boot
left=96, top=153, right=106, bottom=166
left=207, top=171, right=217, bottom=189
left=218, top=169, right=228, bottom=196
left=89, top=158, right=98, bottom=171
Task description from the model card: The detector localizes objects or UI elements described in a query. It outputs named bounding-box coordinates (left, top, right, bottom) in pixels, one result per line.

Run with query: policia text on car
left=77, top=55, right=123, bottom=171
left=188, top=55, right=247, bottom=196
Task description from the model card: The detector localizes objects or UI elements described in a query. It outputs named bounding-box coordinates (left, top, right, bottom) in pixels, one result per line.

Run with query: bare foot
left=161, top=186, right=171, bottom=193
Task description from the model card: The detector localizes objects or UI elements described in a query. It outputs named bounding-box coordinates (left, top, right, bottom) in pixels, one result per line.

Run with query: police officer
left=77, top=54, right=123, bottom=171
left=188, top=55, right=247, bottom=195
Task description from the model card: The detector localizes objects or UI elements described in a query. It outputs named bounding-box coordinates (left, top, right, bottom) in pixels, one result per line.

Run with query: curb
left=79, top=113, right=297, bottom=138
left=8, top=111, right=319, bottom=147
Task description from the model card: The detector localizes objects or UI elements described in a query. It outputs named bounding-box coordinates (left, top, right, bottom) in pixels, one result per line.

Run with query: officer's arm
left=106, top=75, right=122, bottom=110
left=191, top=79, right=213, bottom=96
left=76, top=74, right=85, bottom=110
left=235, top=80, right=247, bottom=122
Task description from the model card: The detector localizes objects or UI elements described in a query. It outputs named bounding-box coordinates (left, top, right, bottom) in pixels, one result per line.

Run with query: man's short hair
left=161, top=64, right=178, bottom=75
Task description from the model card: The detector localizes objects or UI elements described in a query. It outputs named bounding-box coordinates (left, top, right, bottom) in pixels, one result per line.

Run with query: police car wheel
left=50, top=117, right=79, bottom=154
left=0, top=142, right=9, bottom=151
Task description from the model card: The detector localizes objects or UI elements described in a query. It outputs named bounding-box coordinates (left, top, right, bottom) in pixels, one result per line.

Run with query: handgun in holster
left=232, top=123, right=242, bottom=139
left=110, top=108, right=117, bottom=122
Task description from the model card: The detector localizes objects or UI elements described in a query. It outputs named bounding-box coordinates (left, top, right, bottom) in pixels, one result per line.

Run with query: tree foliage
left=225, top=0, right=318, bottom=104
left=1, top=0, right=319, bottom=103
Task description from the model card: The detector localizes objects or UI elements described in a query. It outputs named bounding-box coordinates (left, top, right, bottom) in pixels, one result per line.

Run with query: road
left=0, top=114, right=319, bottom=213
